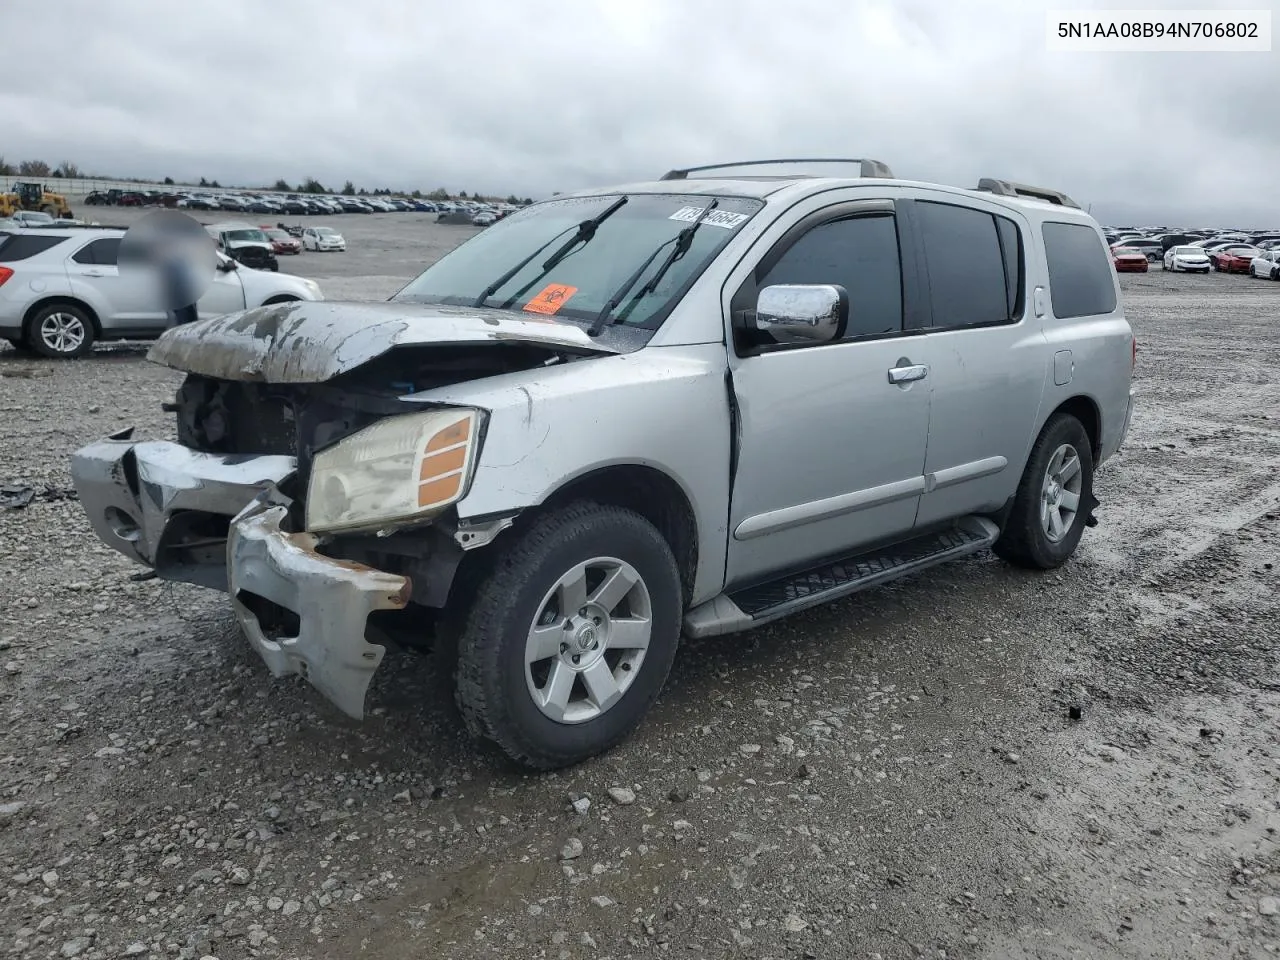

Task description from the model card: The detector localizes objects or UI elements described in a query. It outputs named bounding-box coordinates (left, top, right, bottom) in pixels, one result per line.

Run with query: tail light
left=0, top=266, right=12, bottom=288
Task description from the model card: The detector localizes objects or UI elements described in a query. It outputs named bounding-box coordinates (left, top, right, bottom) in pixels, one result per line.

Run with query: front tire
left=453, top=503, right=682, bottom=770
left=27, top=303, right=95, bottom=359
left=994, top=414, right=1095, bottom=570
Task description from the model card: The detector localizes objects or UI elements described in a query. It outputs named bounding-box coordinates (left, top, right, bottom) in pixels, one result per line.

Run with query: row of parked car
left=1107, top=227, right=1280, bottom=279
left=82, top=187, right=522, bottom=221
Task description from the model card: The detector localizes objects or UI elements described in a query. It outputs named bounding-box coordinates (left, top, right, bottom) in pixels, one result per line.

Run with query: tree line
left=0, top=157, right=532, bottom=204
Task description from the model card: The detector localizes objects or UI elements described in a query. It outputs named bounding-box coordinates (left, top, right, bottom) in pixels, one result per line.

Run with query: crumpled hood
left=146, top=300, right=617, bottom=383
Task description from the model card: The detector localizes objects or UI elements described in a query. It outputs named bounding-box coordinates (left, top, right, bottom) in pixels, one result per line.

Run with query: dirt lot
left=1, top=218, right=1279, bottom=960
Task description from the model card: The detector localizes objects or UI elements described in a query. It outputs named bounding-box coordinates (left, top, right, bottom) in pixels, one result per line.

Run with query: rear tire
left=994, top=414, right=1095, bottom=571
left=26, top=303, right=95, bottom=359
left=453, top=503, right=682, bottom=770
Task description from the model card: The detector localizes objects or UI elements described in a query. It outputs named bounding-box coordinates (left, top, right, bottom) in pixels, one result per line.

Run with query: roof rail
left=660, top=158, right=895, bottom=181
left=976, top=178, right=1079, bottom=209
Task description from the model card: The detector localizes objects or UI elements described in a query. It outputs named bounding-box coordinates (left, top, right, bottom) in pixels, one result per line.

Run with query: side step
left=683, top=516, right=999, bottom=639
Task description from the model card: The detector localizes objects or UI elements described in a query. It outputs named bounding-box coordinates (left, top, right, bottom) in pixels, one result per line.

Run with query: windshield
left=393, top=194, right=762, bottom=330
left=226, top=229, right=268, bottom=243
left=316, top=227, right=337, bottom=236
left=1173, top=247, right=1204, bottom=255
left=265, top=229, right=290, bottom=240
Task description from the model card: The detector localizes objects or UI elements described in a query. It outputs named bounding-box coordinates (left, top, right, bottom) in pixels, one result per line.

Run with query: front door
left=725, top=201, right=931, bottom=587
left=198, top=265, right=248, bottom=317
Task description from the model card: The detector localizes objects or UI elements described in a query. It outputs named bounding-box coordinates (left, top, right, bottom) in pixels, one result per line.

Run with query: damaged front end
left=70, top=300, right=614, bottom=718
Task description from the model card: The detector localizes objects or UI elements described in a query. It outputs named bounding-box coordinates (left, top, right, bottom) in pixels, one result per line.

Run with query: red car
left=1112, top=247, right=1149, bottom=273
left=261, top=226, right=303, bottom=255
left=1211, top=247, right=1258, bottom=274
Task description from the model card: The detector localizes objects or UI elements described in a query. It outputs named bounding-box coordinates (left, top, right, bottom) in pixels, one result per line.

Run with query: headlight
left=305, top=408, right=482, bottom=534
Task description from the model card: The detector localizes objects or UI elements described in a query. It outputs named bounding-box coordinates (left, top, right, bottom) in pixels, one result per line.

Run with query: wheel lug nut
left=593, top=617, right=602, bottom=625
left=591, top=642, right=599, bottom=650
left=579, top=608, right=588, bottom=616
left=572, top=654, right=580, bottom=664
left=560, top=643, right=568, bottom=653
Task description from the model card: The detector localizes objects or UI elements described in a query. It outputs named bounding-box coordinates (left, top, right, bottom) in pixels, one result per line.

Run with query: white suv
left=0, top=229, right=323, bottom=358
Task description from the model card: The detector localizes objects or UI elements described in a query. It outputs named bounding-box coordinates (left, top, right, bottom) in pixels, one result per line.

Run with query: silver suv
left=0, top=228, right=323, bottom=357
left=70, top=159, right=1136, bottom=769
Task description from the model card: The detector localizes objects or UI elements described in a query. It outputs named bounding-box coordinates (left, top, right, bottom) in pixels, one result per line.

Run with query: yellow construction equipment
left=0, top=181, right=73, bottom=219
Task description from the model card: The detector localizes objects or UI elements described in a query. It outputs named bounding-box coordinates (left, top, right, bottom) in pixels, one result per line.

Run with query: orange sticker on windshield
left=524, top=283, right=578, bottom=315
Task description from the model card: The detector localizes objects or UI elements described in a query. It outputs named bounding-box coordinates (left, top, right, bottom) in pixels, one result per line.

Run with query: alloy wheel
left=39, top=312, right=86, bottom=355
left=1041, top=443, right=1083, bottom=543
left=524, top=557, right=652, bottom=724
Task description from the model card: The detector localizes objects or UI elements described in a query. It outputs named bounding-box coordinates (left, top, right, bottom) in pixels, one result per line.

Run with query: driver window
left=759, top=214, right=904, bottom=339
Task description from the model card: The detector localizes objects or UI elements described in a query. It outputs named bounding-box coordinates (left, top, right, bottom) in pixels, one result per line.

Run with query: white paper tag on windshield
left=669, top=206, right=749, bottom=229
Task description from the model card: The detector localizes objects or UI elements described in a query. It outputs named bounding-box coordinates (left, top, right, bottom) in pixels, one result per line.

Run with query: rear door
left=65, top=237, right=166, bottom=327
left=897, top=194, right=1048, bottom=528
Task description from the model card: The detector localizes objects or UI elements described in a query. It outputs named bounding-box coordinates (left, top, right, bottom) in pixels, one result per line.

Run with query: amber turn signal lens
left=417, top=416, right=474, bottom=509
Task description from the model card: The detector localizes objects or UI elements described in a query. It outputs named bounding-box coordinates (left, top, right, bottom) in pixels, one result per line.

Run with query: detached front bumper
left=229, top=499, right=410, bottom=719
left=70, top=431, right=296, bottom=585
left=71, top=433, right=412, bottom=719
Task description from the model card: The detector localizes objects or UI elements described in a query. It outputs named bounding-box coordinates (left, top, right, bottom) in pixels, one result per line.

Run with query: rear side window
left=1042, top=222, right=1118, bottom=318
left=0, top=235, right=69, bottom=262
left=916, top=201, right=1022, bottom=327
left=759, top=214, right=904, bottom=339
left=71, top=238, right=121, bottom=266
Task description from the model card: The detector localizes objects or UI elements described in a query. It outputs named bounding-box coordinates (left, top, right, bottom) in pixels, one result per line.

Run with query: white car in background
left=11, top=211, right=57, bottom=228
left=0, top=229, right=322, bottom=358
left=1249, top=249, right=1280, bottom=280
left=1163, top=245, right=1212, bottom=273
left=303, top=226, right=346, bottom=251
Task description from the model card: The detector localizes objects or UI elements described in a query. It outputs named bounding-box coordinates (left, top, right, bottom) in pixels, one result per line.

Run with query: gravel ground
left=1, top=219, right=1279, bottom=960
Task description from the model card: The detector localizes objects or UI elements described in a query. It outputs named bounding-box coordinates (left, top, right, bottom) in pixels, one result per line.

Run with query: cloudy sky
left=4, top=0, right=1277, bottom=225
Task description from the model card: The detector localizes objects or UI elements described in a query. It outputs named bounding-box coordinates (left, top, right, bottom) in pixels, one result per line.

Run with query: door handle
left=82, top=270, right=105, bottom=277
left=887, top=363, right=928, bottom=384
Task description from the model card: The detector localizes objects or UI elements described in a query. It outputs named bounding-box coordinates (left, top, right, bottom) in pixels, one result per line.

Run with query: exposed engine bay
left=171, top=341, right=576, bottom=476
left=155, top=341, right=582, bottom=616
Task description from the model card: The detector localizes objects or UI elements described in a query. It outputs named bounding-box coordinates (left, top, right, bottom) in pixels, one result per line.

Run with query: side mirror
left=752, top=284, right=848, bottom=344
left=217, top=258, right=238, bottom=272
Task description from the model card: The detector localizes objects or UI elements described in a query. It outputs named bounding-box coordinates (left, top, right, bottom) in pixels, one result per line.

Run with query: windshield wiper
left=471, top=195, right=628, bottom=308
left=587, top=199, right=719, bottom=337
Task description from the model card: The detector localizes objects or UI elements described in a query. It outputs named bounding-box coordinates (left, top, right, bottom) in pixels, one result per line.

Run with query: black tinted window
left=760, top=214, right=903, bottom=338
left=917, top=201, right=1011, bottom=327
left=995, top=215, right=1023, bottom=317
left=0, top=235, right=69, bottom=262
left=1042, top=222, right=1118, bottom=318
left=71, top=238, right=121, bottom=266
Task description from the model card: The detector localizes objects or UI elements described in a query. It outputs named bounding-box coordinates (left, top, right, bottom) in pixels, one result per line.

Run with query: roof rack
left=976, top=178, right=1079, bottom=209
left=660, top=158, right=895, bottom=181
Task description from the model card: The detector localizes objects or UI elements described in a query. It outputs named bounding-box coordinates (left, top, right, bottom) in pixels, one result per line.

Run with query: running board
left=683, top=516, right=999, bottom=639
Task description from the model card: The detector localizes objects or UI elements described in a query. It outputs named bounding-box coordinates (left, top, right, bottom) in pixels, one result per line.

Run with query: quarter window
left=916, top=201, right=1021, bottom=327
left=1042, top=221, right=1118, bottom=319
left=758, top=214, right=903, bottom=339
left=71, top=238, right=121, bottom=266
